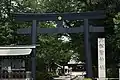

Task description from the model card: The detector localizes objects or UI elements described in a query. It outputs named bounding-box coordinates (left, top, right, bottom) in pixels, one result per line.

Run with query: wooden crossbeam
left=14, top=11, right=105, bottom=21
left=17, top=26, right=104, bottom=34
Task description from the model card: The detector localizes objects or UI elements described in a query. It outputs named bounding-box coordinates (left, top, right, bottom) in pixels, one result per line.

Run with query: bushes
left=36, top=72, right=54, bottom=80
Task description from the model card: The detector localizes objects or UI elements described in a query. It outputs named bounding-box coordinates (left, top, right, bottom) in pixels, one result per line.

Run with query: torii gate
left=14, top=11, right=106, bottom=80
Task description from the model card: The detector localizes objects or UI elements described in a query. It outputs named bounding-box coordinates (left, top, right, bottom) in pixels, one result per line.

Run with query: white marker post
left=98, top=38, right=106, bottom=79
left=119, top=68, right=120, bottom=80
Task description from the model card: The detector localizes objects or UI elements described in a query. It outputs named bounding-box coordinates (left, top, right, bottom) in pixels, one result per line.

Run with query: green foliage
left=37, top=0, right=86, bottom=13
left=37, top=34, right=73, bottom=66
left=36, top=72, right=54, bottom=80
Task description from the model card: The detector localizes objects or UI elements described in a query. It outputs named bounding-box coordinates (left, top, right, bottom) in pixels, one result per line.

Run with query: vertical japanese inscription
left=98, top=38, right=106, bottom=78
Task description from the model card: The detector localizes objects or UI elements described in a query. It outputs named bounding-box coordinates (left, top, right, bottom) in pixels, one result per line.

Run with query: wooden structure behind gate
left=0, top=46, right=35, bottom=80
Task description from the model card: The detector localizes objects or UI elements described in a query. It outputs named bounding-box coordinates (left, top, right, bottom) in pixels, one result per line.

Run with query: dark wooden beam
left=13, top=11, right=106, bottom=21
left=31, top=20, right=37, bottom=80
left=17, top=26, right=104, bottom=34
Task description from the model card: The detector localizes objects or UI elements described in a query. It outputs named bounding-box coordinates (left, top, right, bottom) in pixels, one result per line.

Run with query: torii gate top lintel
left=14, top=11, right=106, bottom=21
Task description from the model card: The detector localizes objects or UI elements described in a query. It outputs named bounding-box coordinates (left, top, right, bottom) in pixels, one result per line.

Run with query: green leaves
left=37, top=34, right=72, bottom=64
